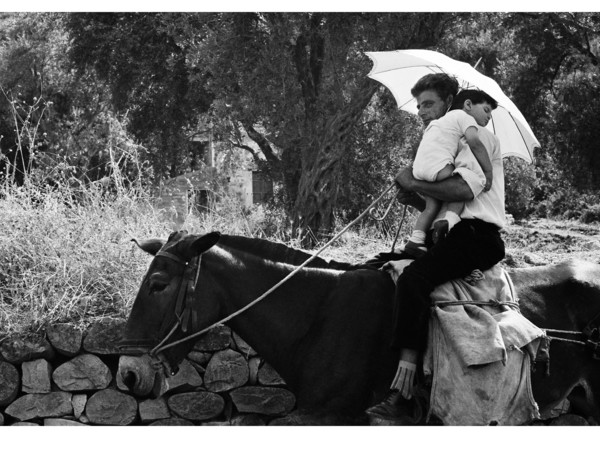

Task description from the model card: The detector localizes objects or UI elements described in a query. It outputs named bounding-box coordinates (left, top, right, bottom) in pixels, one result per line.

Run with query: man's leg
left=393, top=218, right=505, bottom=351
left=368, top=219, right=505, bottom=417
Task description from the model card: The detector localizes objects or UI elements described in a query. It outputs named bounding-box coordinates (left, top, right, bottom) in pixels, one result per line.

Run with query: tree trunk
left=289, top=14, right=447, bottom=246
left=293, top=82, right=379, bottom=246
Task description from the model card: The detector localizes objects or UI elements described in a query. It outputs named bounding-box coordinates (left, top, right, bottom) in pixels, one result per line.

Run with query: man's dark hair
left=450, top=89, right=498, bottom=111
left=410, top=73, right=459, bottom=101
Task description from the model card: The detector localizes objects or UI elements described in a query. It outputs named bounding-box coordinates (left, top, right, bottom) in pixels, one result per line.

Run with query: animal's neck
left=205, top=244, right=342, bottom=386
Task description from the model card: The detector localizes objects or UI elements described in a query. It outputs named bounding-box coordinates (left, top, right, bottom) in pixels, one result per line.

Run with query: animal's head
left=118, top=230, right=221, bottom=394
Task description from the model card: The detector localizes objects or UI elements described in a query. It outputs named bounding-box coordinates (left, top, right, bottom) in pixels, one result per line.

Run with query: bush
left=503, top=157, right=536, bottom=219
left=579, top=206, right=600, bottom=223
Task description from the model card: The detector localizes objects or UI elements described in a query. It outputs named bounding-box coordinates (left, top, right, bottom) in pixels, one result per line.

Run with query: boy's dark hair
left=410, top=73, right=459, bottom=101
left=450, top=89, right=498, bottom=111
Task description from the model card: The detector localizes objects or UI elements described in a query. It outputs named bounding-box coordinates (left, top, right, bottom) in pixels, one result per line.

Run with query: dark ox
left=117, top=231, right=600, bottom=423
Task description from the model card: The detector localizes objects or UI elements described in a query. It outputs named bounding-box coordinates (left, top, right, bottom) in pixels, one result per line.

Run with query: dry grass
left=0, top=180, right=410, bottom=337
left=0, top=182, right=168, bottom=336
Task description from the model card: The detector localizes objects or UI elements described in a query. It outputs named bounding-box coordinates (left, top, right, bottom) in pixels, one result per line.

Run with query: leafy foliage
left=2, top=12, right=600, bottom=230
left=184, top=13, right=451, bottom=242
left=67, top=13, right=213, bottom=179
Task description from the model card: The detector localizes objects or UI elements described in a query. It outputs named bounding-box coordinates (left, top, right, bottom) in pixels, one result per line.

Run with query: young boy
left=403, top=89, right=498, bottom=258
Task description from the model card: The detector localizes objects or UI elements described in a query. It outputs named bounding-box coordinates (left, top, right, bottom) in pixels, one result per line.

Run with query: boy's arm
left=464, top=127, right=493, bottom=191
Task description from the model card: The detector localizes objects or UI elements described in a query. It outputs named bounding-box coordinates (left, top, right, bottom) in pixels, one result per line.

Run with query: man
left=367, top=74, right=506, bottom=419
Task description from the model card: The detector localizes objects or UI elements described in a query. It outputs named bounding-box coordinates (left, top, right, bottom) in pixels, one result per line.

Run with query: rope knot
left=463, top=269, right=485, bottom=285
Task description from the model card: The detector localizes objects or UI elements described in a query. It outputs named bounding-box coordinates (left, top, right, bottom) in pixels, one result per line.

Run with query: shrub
left=503, top=157, right=536, bottom=219
left=579, top=206, right=600, bottom=223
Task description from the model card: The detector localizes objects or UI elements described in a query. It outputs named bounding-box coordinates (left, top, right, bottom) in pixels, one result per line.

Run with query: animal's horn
left=131, top=238, right=165, bottom=256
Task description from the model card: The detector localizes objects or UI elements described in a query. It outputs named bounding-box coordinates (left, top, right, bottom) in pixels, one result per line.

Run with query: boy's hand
left=483, top=171, right=493, bottom=192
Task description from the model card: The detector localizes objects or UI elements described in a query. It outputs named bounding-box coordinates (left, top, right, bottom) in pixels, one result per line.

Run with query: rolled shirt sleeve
left=453, top=166, right=485, bottom=199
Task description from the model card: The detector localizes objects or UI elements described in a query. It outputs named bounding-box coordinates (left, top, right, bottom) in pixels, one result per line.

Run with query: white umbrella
left=365, top=49, right=540, bottom=163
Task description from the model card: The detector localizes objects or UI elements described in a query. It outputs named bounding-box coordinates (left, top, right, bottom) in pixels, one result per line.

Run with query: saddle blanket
left=385, top=261, right=545, bottom=425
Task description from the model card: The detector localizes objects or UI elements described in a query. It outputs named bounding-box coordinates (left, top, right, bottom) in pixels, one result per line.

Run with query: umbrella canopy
left=366, top=49, right=540, bottom=163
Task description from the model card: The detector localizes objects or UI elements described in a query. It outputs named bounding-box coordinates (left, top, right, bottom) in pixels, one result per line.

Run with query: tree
left=192, top=13, right=450, bottom=244
left=0, top=12, right=145, bottom=187
left=67, top=13, right=214, bottom=180
left=436, top=13, right=600, bottom=215
left=0, top=13, right=65, bottom=184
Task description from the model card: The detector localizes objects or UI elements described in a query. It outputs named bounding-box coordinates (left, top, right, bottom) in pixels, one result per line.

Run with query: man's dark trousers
left=391, top=218, right=505, bottom=351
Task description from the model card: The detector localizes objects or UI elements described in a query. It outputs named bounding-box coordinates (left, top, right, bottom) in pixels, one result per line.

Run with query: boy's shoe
left=403, top=240, right=427, bottom=258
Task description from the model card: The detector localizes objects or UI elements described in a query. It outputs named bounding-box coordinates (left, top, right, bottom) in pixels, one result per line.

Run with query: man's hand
left=394, top=167, right=416, bottom=192
left=432, top=220, right=449, bottom=244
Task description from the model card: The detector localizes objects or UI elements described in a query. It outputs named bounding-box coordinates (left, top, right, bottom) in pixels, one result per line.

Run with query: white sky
left=4, top=2, right=600, bottom=12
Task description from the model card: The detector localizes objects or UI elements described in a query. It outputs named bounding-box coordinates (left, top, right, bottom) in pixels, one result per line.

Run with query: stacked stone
left=0, top=319, right=295, bottom=426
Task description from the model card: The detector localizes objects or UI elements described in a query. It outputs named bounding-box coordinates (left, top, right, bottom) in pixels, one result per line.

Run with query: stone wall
left=2, top=318, right=595, bottom=426
left=0, top=319, right=296, bottom=426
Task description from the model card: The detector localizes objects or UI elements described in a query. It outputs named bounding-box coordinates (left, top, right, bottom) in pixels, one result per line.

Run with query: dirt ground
left=501, top=218, right=600, bottom=268
left=323, top=217, right=600, bottom=269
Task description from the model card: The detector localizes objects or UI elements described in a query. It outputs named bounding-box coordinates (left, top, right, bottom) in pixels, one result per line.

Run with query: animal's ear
left=131, top=238, right=166, bottom=256
left=191, top=231, right=221, bottom=255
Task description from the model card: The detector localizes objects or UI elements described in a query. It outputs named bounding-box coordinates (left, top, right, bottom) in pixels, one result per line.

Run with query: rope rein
left=433, top=299, right=521, bottom=311
left=367, top=188, right=408, bottom=253
left=151, top=182, right=398, bottom=355
left=391, top=205, right=408, bottom=253
left=542, top=328, right=587, bottom=346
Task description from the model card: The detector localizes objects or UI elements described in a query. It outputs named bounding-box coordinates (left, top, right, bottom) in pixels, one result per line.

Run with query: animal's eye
left=148, top=279, right=169, bottom=293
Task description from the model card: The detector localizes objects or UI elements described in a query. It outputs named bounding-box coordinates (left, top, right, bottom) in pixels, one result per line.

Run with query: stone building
left=156, top=124, right=273, bottom=228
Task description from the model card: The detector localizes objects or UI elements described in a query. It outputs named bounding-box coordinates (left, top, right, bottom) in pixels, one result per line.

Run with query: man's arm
left=395, top=167, right=474, bottom=203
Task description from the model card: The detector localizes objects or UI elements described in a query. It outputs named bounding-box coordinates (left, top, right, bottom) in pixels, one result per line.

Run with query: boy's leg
left=435, top=163, right=455, bottom=181
left=405, top=196, right=441, bottom=258
left=403, top=164, right=455, bottom=258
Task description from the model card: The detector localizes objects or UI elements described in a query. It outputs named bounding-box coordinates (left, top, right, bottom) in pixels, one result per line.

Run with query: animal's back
left=509, top=259, right=600, bottom=420
left=509, top=259, right=600, bottom=329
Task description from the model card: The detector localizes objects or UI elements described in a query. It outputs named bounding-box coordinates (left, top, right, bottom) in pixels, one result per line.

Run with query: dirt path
left=324, top=218, right=600, bottom=269
left=502, top=218, right=600, bottom=268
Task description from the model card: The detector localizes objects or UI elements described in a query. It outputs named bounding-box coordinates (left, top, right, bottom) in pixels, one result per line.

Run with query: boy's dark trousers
left=391, top=218, right=505, bottom=351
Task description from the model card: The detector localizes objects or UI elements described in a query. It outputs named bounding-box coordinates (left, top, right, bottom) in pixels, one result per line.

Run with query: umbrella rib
left=371, top=63, right=447, bottom=75
left=489, top=110, right=534, bottom=162
left=489, top=113, right=496, bottom=134
left=398, top=98, right=415, bottom=110
left=506, top=110, right=535, bottom=161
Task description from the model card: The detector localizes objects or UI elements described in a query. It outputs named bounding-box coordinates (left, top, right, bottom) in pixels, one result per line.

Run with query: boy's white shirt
left=412, top=109, right=505, bottom=231
left=412, top=110, right=479, bottom=182
left=438, top=126, right=506, bottom=230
